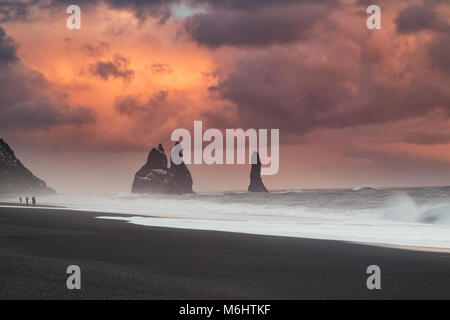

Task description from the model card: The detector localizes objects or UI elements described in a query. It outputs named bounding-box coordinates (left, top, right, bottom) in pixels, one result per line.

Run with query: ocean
left=1, top=186, right=450, bottom=249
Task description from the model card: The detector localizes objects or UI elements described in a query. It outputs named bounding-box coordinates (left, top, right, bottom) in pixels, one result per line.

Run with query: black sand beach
left=0, top=206, right=449, bottom=300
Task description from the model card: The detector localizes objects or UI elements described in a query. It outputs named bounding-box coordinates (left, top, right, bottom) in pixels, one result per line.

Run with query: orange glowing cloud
left=0, top=0, right=449, bottom=192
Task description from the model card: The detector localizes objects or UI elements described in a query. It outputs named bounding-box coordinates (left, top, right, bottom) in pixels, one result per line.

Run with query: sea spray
left=2, top=187, right=450, bottom=248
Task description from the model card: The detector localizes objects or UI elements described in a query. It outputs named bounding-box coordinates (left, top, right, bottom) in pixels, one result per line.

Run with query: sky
left=0, top=0, right=449, bottom=193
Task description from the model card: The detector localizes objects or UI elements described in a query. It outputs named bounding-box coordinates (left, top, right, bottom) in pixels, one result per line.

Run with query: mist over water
left=197, top=187, right=450, bottom=224
left=2, top=186, right=450, bottom=249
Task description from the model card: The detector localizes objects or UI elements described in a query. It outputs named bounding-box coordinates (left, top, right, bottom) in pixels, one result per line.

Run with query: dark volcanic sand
left=0, top=206, right=449, bottom=300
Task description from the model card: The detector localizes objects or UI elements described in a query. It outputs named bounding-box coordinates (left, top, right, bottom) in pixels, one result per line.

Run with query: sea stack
left=132, top=143, right=193, bottom=194
left=248, top=152, right=268, bottom=193
left=168, top=142, right=194, bottom=194
left=0, top=139, right=56, bottom=195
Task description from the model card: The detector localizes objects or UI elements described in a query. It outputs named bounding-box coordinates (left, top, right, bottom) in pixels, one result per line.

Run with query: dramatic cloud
left=205, top=18, right=450, bottom=136
left=195, top=0, right=339, bottom=10
left=0, top=0, right=177, bottom=23
left=428, top=34, right=450, bottom=76
left=0, top=0, right=343, bottom=40
left=0, top=64, right=96, bottom=129
left=115, top=91, right=169, bottom=116
left=213, top=60, right=448, bottom=136
left=113, top=90, right=199, bottom=149
left=0, top=27, right=96, bottom=130
left=0, top=0, right=31, bottom=23
left=0, top=26, right=18, bottom=65
left=0, top=0, right=340, bottom=24
left=1, top=0, right=449, bottom=191
left=184, top=3, right=331, bottom=47
left=395, top=4, right=438, bottom=34
left=89, top=54, right=135, bottom=82
left=395, top=1, right=450, bottom=34
left=82, top=42, right=109, bottom=58
left=97, top=0, right=174, bottom=23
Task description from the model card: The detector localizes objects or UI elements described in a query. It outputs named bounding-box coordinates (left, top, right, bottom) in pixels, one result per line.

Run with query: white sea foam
left=1, top=187, right=450, bottom=249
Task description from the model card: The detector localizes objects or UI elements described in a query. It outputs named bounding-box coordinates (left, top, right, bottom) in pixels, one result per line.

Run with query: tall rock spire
left=248, top=152, right=269, bottom=193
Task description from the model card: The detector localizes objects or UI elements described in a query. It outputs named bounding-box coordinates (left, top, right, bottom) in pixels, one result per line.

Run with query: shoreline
left=0, top=206, right=449, bottom=299
left=1, top=203, right=450, bottom=253
left=355, top=242, right=450, bottom=254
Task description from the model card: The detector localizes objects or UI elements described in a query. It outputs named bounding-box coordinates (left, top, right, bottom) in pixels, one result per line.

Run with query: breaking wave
left=381, top=194, right=450, bottom=225
left=1, top=186, right=450, bottom=248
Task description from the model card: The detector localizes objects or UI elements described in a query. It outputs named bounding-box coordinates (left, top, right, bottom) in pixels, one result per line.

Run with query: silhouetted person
left=32, top=196, right=36, bottom=206
left=26, top=197, right=29, bottom=206
left=19, top=197, right=22, bottom=204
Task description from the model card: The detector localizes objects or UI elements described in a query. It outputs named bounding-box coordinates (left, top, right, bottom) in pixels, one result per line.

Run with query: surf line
left=95, top=215, right=242, bottom=222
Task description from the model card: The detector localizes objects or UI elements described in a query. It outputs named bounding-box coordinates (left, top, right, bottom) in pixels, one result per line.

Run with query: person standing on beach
left=26, top=197, right=29, bottom=206
left=32, top=197, right=36, bottom=206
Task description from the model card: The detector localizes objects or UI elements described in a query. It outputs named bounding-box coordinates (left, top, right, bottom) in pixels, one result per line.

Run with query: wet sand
left=0, top=206, right=449, bottom=299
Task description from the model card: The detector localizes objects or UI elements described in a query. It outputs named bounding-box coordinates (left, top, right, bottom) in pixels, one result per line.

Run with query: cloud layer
left=184, top=3, right=332, bottom=47
left=0, top=25, right=18, bottom=64
left=0, top=26, right=96, bottom=131
left=89, top=54, right=135, bottom=82
left=0, top=0, right=449, bottom=191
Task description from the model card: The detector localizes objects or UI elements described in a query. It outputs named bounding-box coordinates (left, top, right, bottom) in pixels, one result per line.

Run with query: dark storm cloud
left=89, top=54, right=134, bottom=82
left=1, top=0, right=339, bottom=25
left=395, top=1, right=449, bottom=34
left=395, top=4, right=437, bottom=34
left=0, top=0, right=35, bottom=23
left=194, top=1, right=450, bottom=137
left=428, top=34, right=450, bottom=76
left=0, top=98, right=96, bottom=129
left=114, top=91, right=188, bottom=146
left=184, top=4, right=329, bottom=48
left=0, top=0, right=174, bottom=23
left=394, top=1, right=450, bottom=78
left=193, top=0, right=339, bottom=10
left=0, top=26, right=19, bottom=65
left=0, top=27, right=96, bottom=130
left=101, top=0, right=173, bottom=23
left=0, top=65, right=96, bottom=129
left=115, top=91, right=168, bottom=116
left=205, top=47, right=450, bottom=136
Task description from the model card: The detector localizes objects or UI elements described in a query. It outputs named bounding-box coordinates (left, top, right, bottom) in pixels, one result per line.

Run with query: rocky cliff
left=132, top=144, right=193, bottom=194
left=0, top=139, right=56, bottom=195
left=248, top=152, right=268, bottom=193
